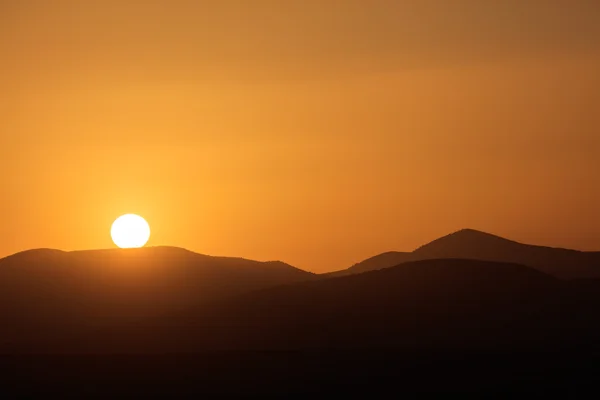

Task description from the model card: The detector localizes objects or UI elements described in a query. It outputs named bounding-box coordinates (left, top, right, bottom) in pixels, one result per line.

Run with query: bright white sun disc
left=111, top=214, right=151, bottom=248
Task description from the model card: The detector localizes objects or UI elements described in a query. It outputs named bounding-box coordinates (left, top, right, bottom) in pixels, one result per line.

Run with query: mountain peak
left=413, top=228, right=517, bottom=256
left=0, top=248, right=67, bottom=265
left=455, top=228, right=486, bottom=234
left=448, top=228, right=508, bottom=239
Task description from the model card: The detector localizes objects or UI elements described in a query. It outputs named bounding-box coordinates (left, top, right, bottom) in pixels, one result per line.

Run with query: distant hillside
left=329, top=229, right=600, bottom=279
left=143, top=259, right=577, bottom=353
left=0, top=246, right=315, bottom=344
left=7, top=258, right=600, bottom=354
left=326, top=251, right=415, bottom=277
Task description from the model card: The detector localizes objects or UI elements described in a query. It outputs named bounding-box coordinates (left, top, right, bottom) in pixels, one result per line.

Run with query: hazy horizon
left=2, top=1, right=599, bottom=272
left=2, top=226, right=599, bottom=274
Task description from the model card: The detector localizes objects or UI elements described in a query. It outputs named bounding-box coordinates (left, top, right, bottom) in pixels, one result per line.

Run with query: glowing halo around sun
left=111, top=214, right=151, bottom=248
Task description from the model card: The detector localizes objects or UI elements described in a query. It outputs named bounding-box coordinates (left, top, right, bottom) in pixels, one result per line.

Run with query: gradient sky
left=1, top=1, right=599, bottom=272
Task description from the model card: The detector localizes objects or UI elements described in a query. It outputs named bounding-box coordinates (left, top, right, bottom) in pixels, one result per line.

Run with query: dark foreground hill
left=5, top=258, right=600, bottom=354
left=3, top=257, right=600, bottom=396
left=0, top=246, right=314, bottom=342
left=3, top=351, right=599, bottom=397
left=330, top=229, right=600, bottom=279
left=109, top=259, right=600, bottom=355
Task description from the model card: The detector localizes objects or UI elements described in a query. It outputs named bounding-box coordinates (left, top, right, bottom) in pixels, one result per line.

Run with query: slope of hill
left=148, top=259, right=581, bottom=353
left=0, top=246, right=315, bottom=344
left=325, top=251, right=414, bottom=277
left=331, top=229, right=600, bottom=279
left=8, top=258, right=599, bottom=354
left=4, top=258, right=600, bottom=396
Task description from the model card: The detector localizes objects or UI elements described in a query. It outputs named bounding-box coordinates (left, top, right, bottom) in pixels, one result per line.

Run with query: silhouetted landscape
left=331, top=229, right=600, bottom=279
left=2, top=230, right=600, bottom=396
left=3, top=1, right=600, bottom=397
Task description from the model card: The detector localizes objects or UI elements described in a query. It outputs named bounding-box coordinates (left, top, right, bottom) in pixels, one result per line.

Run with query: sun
left=111, top=214, right=151, bottom=248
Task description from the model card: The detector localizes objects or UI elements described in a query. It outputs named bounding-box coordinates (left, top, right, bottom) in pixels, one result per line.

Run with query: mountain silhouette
left=0, top=246, right=315, bottom=349
left=330, top=229, right=600, bottom=279
left=6, top=257, right=600, bottom=354
left=171, top=258, right=564, bottom=353
left=326, top=251, right=414, bottom=277
left=3, top=254, right=600, bottom=396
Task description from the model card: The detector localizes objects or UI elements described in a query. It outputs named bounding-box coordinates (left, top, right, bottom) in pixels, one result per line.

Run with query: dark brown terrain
left=330, top=229, right=600, bottom=279
left=2, top=230, right=600, bottom=396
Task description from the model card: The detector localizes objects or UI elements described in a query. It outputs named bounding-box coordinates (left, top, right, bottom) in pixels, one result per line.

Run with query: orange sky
left=1, top=1, right=599, bottom=272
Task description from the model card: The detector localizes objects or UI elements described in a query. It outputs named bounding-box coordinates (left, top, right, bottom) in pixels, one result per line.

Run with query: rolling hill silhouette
left=3, top=252, right=600, bottom=396
left=5, top=257, right=600, bottom=355
left=142, top=258, right=569, bottom=353
left=0, top=246, right=315, bottom=349
left=330, top=229, right=600, bottom=279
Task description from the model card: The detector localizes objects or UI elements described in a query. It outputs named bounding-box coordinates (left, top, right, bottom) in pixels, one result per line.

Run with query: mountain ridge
left=3, top=228, right=599, bottom=279
left=330, top=228, right=600, bottom=279
left=12, top=258, right=588, bottom=355
left=0, top=245, right=316, bottom=336
left=0, top=246, right=306, bottom=275
left=414, top=228, right=588, bottom=254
